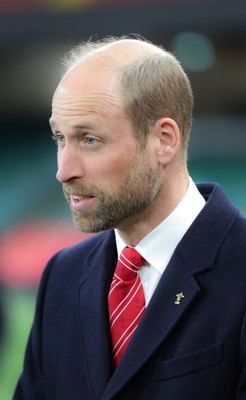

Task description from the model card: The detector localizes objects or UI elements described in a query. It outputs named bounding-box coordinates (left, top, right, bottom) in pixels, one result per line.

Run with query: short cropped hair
left=64, top=35, right=193, bottom=154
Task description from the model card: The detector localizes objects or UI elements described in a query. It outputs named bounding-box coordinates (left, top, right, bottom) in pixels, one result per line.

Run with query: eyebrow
left=49, top=119, right=95, bottom=132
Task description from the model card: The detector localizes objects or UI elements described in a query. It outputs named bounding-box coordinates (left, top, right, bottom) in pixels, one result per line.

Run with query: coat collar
left=176, top=182, right=238, bottom=275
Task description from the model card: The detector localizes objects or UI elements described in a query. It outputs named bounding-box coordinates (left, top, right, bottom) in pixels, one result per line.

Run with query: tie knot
left=114, top=247, right=145, bottom=281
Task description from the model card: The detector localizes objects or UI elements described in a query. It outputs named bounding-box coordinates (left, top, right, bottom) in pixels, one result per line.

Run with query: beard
left=63, top=152, right=160, bottom=233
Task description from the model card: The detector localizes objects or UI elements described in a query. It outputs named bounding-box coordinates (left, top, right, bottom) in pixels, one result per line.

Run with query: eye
left=52, top=134, right=65, bottom=145
left=85, top=137, right=97, bottom=145
left=57, top=134, right=65, bottom=143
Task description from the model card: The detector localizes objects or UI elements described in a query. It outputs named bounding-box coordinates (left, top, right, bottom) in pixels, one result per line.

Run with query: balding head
left=63, top=36, right=163, bottom=73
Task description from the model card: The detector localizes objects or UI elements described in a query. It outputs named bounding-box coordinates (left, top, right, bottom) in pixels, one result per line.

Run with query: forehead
left=51, top=60, right=123, bottom=120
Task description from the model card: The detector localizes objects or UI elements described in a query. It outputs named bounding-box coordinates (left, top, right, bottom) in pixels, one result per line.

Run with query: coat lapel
left=77, top=230, right=117, bottom=400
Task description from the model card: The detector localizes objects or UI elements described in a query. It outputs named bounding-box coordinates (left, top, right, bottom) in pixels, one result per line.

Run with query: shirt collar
left=115, top=177, right=205, bottom=274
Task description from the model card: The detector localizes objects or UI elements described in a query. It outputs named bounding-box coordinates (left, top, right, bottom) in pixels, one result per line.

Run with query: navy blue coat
left=14, top=183, right=246, bottom=399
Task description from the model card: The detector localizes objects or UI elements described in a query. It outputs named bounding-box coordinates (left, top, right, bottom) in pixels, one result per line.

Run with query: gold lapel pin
left=175, top=292, right=184, bottom=305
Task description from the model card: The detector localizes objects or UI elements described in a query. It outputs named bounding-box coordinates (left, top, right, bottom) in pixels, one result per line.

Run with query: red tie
left=108, top=247, right=146, bottom=368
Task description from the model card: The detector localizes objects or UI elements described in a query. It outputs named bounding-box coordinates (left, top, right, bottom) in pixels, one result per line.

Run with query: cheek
left=89, top=155, right=133, bottom=185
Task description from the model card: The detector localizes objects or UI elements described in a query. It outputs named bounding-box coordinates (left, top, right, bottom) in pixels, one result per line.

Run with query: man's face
left=50, top=61, right=160, bottom=233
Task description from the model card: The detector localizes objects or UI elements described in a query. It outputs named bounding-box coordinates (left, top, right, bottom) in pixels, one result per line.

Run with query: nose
left=56, top=144, right=85, bottom=183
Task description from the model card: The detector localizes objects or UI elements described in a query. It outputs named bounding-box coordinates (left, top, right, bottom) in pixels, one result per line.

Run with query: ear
left=154, top=117, right=181, bottom=165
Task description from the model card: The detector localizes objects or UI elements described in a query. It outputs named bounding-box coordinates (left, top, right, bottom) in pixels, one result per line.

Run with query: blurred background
left=0, top=0, right=245, bottom=397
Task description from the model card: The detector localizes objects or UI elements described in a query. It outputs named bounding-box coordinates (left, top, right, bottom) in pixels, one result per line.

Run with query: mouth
left=72, top=194, right=91, bottom=201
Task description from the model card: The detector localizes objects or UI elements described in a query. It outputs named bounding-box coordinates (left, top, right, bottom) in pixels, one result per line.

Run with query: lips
left=69, top=193, right=96, bottom=210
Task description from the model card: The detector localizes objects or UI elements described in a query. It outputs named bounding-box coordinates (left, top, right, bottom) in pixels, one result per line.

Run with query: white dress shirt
left=114, top=177, right=205, bottom=306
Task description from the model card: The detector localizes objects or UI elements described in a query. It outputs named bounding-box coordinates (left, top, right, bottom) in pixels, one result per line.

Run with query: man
left=14, top=36, right=246, bottom=399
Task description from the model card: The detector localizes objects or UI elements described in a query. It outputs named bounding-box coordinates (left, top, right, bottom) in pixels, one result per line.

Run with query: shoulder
left=40, top=229, right=115, bottom=285
left=197, top=181, right=246, bottom=229
left=196, top=181, right=246, bottom=254
left=178, top=182, right=246, bottom=268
